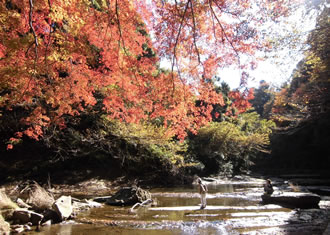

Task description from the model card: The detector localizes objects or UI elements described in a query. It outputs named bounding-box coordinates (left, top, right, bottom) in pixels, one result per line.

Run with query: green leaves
left=191, top=111, right=275, bottom=174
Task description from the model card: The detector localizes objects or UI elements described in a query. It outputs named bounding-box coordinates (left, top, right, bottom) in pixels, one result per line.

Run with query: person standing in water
left=198, top=178, right=208, bottom=209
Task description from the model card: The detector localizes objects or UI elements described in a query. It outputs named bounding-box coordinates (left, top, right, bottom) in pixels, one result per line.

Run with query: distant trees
left=260, top=5, right=330, bottom=172
left=250, top=80, right=274, bottom=119
left=271, top=6, right=330, bottom=128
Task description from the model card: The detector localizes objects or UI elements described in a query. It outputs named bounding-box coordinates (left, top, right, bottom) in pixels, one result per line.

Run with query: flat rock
left=261, top=192, right=321, bottom=208
left=16, top=198, right=31, bottom=209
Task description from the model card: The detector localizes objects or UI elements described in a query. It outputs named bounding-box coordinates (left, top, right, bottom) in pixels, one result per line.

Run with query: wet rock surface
left=0, top=181, right=110, bottom=234
left=261, top=192, right=321, bottom=208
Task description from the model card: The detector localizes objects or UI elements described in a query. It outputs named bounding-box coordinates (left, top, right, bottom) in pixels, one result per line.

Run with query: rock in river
left=261, top=192, right=321, bottom=209
left=53, top=195, right=73, bottom=220
left=106, top=186, right=151, bottom=206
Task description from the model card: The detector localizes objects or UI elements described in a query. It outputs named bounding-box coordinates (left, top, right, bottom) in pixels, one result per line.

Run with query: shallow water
left=26, top=180, right=329, bottom=235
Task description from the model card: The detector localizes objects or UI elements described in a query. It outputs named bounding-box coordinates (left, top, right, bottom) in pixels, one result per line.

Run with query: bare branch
left=29, top=0, right=38, bottom=61
left=115, top=0, right=129, bottom=56
left=171, top=0, right=191, bottom=89
left=190, top=0, right=201, bottom=65
left=208, top=0, right=240, bottom=62
left=45, top=0, right=53, bottom=67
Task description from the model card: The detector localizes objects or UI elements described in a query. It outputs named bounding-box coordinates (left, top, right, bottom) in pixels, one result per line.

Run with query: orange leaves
left=6, top=135, right=22, bottom=150
left=6, top=144, right=13, bottom=150
left=198, top=79, right=225, bottom=106
left=0, top=44, right=6, bottom=58
left=1, top=0, right=295, bottom=149
left=229, top=88, right=254, bottom=115
left=203, top=55, right=218, bottom=79
left=24, top=126, right=42, bottom=140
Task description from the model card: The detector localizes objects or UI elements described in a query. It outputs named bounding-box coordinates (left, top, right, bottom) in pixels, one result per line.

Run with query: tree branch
left=29, top=0, right=38, bottom=61
left=115, top=0, right=128, bottom=56
left=171, top=0, right=191, bottom=90
left=208, top=0, right=240, bottom=62
left=190, top=0, right=201, bottom=65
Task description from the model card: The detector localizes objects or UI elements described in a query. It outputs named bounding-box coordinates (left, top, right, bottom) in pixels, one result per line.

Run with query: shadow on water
left=25, top=179, right=330, bottom=235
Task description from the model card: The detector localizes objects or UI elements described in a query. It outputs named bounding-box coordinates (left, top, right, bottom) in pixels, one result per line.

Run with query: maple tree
left=0, top=0, right=297, bottom=149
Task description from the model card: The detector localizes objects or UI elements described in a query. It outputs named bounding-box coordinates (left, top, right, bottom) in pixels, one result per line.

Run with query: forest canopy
left=0, top=0, right=302, bottom=149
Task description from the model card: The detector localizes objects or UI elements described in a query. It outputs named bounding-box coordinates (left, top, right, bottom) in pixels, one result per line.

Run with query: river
left=25, top=176, right=330, bottom=234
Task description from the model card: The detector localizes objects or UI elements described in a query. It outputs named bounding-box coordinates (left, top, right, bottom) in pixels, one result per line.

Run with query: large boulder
left=261, top=192, right=321, bottom=209
left=53, top=196, right=72, bottom=220
left=106, top=186, right=151, bottom=206
left=20, top=181, right=54, bottom=211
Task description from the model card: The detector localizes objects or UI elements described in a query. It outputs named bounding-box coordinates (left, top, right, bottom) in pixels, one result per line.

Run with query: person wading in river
left=198, top=178, right=208, bottom=209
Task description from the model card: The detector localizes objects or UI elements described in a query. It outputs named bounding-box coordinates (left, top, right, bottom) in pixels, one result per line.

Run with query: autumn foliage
left=270, top=6, right=330, bottom=128
left=0, top=0, right=295, bottom=149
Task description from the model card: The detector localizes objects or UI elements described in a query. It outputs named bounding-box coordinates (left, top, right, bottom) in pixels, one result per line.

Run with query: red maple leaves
left=0, top=0, right=293, bottom=149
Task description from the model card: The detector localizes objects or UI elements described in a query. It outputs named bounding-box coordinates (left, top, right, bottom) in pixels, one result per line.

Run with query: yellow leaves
left=100, top=117, right=186, bottom=166
left=305, top=53, right=327, bottom=82
left=48, top=52, right=60, bottom=62
left=197, top=112, right=274, bottom=155
left=106, top=119, right=172, bottom=144
left=9, top=11, right=21, bottom=19
left=170, top=154, right=184, bottom=165
left=49, top=1, right=88, bottom=34
left=306, top=54, right=321, bottom=65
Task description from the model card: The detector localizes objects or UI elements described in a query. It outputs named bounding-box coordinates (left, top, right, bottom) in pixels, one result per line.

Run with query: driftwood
left=130, top=199, right=153, bottom=212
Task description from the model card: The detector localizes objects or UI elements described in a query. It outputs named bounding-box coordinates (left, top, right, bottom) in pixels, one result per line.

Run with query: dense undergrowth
left=0, top=105, right=275, bottom=185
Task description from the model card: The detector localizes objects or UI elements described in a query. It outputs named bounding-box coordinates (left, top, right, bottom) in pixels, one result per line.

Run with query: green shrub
left=190, top=111, right=275, bottom=175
